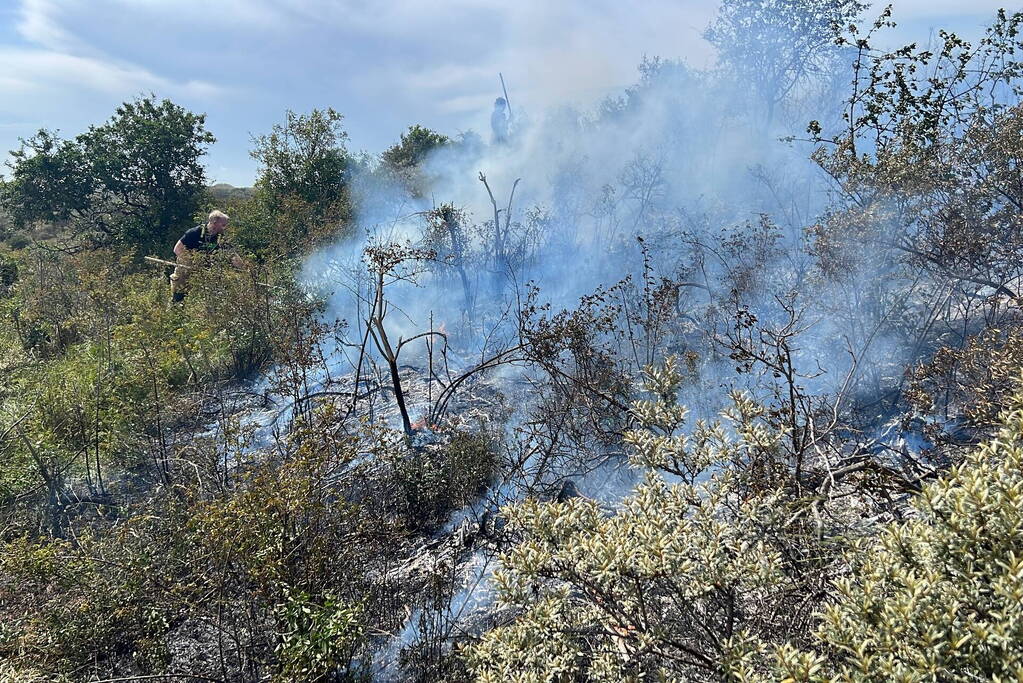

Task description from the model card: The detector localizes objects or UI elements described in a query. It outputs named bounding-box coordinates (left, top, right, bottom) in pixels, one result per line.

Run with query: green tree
left=250, top=107, right=352, bottom=211
left=381, top=124, right=450, bottom=171
left=245, top=108, right=356, bottom=252
left=379, top=124, right=451, bottom=198
left=4, top=96, right=215, bottom=250
left=3, top=130, right=92, bottom=228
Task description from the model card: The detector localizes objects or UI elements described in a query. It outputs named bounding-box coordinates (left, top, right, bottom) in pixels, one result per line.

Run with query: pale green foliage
left=466, top=357, right=833, bottom=681
left=628, top=357, right=787, bottom=483
left=277, top=590, right=366, bottom=681
left=470, top=361, right=1023, bottom=681
left=770, top=397, right=1023, bottom=682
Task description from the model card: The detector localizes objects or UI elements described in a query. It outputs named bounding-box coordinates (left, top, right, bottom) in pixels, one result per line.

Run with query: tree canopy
left=706, top=0, right=865, bottom=123
left=381, top=124, right=451, bottom=171
left=250, top=107, right=352, bottom=211
left=4, top=95, right=215, bottom=251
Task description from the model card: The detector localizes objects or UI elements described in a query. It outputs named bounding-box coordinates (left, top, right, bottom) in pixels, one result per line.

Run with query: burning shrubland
left=3, top=2, right=1023, bottom=681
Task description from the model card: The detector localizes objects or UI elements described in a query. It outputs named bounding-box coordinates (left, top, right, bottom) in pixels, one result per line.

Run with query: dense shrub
left=0, top=245, right=294, bottom=538
left=389, top=432, right=498, bottom=530
left=770, top=394, right=1023, bottom=681
left=466, top=358, right=844, bottom=681
left=0, top=418, right=403, bottom=680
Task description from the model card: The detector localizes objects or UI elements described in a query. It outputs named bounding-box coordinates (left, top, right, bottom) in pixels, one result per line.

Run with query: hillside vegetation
left=2, top=2, right=1023, bottom=681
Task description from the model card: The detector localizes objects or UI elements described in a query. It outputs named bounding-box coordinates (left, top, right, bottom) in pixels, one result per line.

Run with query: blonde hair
left=208, top=209, right=230, bottom=224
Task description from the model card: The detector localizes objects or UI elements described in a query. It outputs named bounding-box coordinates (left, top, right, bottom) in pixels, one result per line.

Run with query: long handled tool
left=144, top=256, right=276, bottom=289
left=145, top=255, right=190, bottom=270
left=499, top=72, right=512, bottom=120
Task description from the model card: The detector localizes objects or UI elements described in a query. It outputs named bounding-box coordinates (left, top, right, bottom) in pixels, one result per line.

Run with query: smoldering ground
left=273, top=17, right=942, bottom=674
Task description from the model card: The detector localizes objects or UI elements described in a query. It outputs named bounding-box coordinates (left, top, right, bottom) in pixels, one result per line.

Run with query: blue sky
left=0, top=0, right=1016, bottom=186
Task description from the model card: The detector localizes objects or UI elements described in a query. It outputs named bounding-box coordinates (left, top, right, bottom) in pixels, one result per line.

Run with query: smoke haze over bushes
left=5, top=2, right=1023, bottom=680
left=301, top=42, right=861, bottom=430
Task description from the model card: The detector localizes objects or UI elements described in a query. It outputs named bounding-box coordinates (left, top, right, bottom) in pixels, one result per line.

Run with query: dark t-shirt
left=179, top=225, right=219, bottom=252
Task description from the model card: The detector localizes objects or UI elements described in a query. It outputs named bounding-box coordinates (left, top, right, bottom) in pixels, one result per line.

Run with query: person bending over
left=170, top=209, right=243, bottom=302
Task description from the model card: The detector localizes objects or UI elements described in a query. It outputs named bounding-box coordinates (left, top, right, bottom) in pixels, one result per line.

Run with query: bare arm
left=173, top=240, right=187, bottom=258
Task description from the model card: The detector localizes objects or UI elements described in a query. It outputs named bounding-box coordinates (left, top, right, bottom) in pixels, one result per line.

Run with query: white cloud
left=0, top=4, right=226, bottom=175
left=0, top=48, right=221, bottom=101
left=16, top=0, right=76, bottom=51
left=1, top=0, right=227, bottom=151
left=2, top=0, right=1016, bottom=186
left=107, top=0, right=297, bottom=31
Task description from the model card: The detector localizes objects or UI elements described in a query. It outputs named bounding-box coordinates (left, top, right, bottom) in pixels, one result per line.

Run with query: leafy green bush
left=770, top=394, right=1023, bottom=682
left=277, top=590, right=367, bottom=681
left=466, top=358, right=840, bottom=681
left=390, top=432, right=497, bottom=530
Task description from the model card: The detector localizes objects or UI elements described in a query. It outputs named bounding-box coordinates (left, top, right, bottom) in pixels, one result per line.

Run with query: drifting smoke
left=284, top=15, right=927, bottom=676
left=298, top=49, right=879, bottom=422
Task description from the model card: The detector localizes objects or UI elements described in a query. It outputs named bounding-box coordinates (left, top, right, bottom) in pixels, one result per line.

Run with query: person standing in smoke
left=491, top=97, right=509, bottom=145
